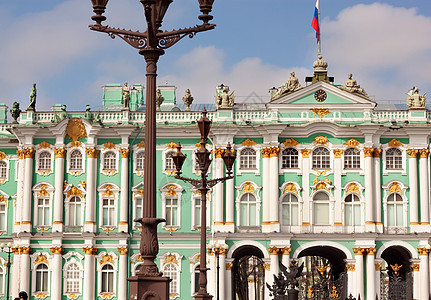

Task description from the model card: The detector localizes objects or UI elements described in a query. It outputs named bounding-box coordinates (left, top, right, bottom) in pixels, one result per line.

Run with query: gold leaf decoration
left=37, top=184, right=50, bottom=197
left=39, top=141, right=52, bottom=149
left=119, top=148, right=130, bottom=158
left=344, top=138, right=360, bottom=148
left=67, top=186, right=83, bottom=198
left=333, top=149, right=343, bottom=158
left=282, top=138, right=299, bottom=147
left=388, top=138, right=403, bottom=148
left=71, top=140, right=82, bottom=148
left=310, top=108, right=330, bottom=118
left=316, top=182, right=328, bottom=191
left=166, top=185, right=178, bottom=197
left=85, top=148, right=99, bottom=158
left=241, top=182, right=255, bottom=194
left=54, top=148, right=66, bottom=158
left=284, top=183, right=297, bottom=194
left=100, top=254, right=114, bottom=265
left=80, top=180, right=86, bottom=191
left=389, top=182, right=401, bottom=194
left=104, top=142, right=116, bottom=149
left=313, top=136, right=329, bottom=146
left=66, top=118, right=87, bottom=142
left=301, top=149, right=310, bottom=158
left=0, top=152, right=7, bottom=160
left=136, top=140, right=145, bottom=148
left=167, top=142, right=177, bottom=149
left=34, top=254, right=48, bottom=265
left=241, top=139, right=257, bottom=147
left=103, top=185, right=114, bottom=197
left=347, top=183, right=360, bottom=194
left=164, top=254, right=179, bottom=265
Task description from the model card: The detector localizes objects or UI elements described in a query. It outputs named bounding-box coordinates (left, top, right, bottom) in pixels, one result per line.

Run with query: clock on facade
left=314, top=89, right=327, bottom=102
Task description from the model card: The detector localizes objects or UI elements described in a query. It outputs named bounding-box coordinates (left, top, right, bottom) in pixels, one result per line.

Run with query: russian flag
left=311, top=0, right=319, bottom=44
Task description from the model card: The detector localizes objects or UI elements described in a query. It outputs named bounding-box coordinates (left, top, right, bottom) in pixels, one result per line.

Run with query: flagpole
left=318, top=0, right=322, bottom=57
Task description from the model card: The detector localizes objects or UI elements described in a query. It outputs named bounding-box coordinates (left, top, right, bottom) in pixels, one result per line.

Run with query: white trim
left=292, top=241, right=353, bottom=260
left=35, top=145, right=54, bottom=176
left=63, top=182, right=86, bottom=231
left=0, top=157, right=10, bottom=184
left=133, top=148, right=145, bottom=176
left=96, top=251, right=118, bottom=298
left=32, top=182, right=54, bottom=228
left=310, top=189, right=334, bottom=227
left=30, top=251, right=52, bottom=297
left=159, top=252, right=183, bottom=299
left=162, top=148, right=177, bottom=175
left=235, top=181, right=262, bottom=228
left=0, top=257, right=6, bottom=296
left=235, top=142, right=261, bottom=175
left=66, top=144, right=86, bottom=176
left=63, top=254, right=84, bottom=297
left=382, top=181, right=408, bottom=229
left=376, top=241, right=418, bottom=259
left=226, top=240, right=269, bottom=259
left=278, top=145, right=301, bottom=174
left=99, top=145, right=119, bottom=176
left=190, top=188, right=210, bottom=230
left=382, top=143, right=407, bottom=175
left=310, top=144, right=333, bottom=175
left=341, top=146, right=364, bottom=174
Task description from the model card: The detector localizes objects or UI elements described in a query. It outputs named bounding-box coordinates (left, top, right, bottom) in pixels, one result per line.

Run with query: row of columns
left=10, top=246, right=129, bottom=300
left=15, top=144, right=131, bottom=232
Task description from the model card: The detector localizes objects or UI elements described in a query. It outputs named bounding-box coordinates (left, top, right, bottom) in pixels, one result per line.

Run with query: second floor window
left=312, top=147, right=330, bottom=169
left=37, top=198, right=50, bottom=226
left=387, top=192, right=404, bottom=226
left=0, top=161, right=7, bottom=179
left=70, top=150, right=83, bottom=170
left=281, top=148, right=299, bottom=169
left=165, top=196, right=178, bottom=226
left=103, top=152, right=116, bottom=171
left=68, top=196, right=82, bottom=227
left=165, top=151, right=175, bottom=171
left=240, top=148, right=256, bottom=170
left=136, top=152, right=145, bottom=171
left=344, top=148, right=360, bottom=169
left=102, top=198, right=116, bottom=226
left=386, top=148, right=402, bottom=170
left=344, top=193, right=361, bottom=226
left=38, top=151, right=51, bottom=170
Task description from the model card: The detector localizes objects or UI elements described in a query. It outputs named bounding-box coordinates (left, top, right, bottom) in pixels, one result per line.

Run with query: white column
left=50, top=247, right=63, bottom=299
left=53, top=148, right=65, bottom=232
left=419, top=149, right=430, bottom=225
left=119, top=149, right=129, bottom=232
left=22, top=148, right=34, bottom=231
left=281, top=247, right=291, bottom=268
left=261, top=149, right=270, bottom=231
left=418, top=248, right=429, bottom=300
left=117, top=247, right=128, bottom=300
left=373, top=149, right=382, bottom=228
left=20, top=247, right=31, bottom=294
left=364, top=148, right=375, bottom=229
left=84, top=149, right=98, bottom=232
left=407, top=150, right=419, bottom=226
left=269, top=247, right=279, bottom=284
left=225, top=178, right=234, bottom=232
left=269, top=148, right=280, bottom=231
left=83, top=247, right=97, bottom=300
left=214, top=151, right=224, bottom=228
left=353, top=248, right=364, bottom=300
left=219, top=252, right=226, bottom=300
left=410, top=260, right=420, bottom=300
left=14, top=151, right=24, bottom=232
left=264, top=259, right=271, bottom=300
left=345, top=260, right=356, bottom=297
left=333, top=150, right=343, bottom=227
left=225, top=260, right=233, bottom=300
left=301, top=149, right=311, bottom=226
left=11, top=248, right=20, bottom=297
left=366, top=248, right=376, bottom=300
left=374, top=259, right=382, bottom=300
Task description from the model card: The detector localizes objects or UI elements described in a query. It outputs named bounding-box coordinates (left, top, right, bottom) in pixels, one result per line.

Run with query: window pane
left=353, top=205, right=361, bottom=225
left=396, top=204, right=403, bottom=226
left=345, top=205, right=352, bottom=226
left=387, top=205, right=394, bottom=226
left=291, top=204, right=299, bottom=225
left=249, top=203, right=257, bottom=226
left=282, top=204, right=290, bottom=225
left=314, top=203, right=329, bottom=225
left=240, top=204, right=248, bottom=226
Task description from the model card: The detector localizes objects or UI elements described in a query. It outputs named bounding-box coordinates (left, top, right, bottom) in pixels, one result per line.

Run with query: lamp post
left=89, top=1, right=216, bottom=299
left=207, top=243, right=228, bottom=300
left=0, top=242, right=13, bottom=300
left=172, top=109, right=236, bottom=299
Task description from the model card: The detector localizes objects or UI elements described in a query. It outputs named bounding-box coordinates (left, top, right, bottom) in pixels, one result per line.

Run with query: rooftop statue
left=52, top=105, right=67, bottom=123
left=215, top=85, right=235, bottom=109
left=28, top=83, right=37, bottom=111
left=182, top=89, right=194, bottom=111
left=84, top=104, right=93, bottom=121
left=10, top=102, right=22, bottom=123
left=339, top=73, right=370, bottom=99
left=156, top=89, right=164, bottom=111
left=271, top=72, right=302, bottom=101
left=406, top=86, right=426, bottom=109
left=122, top=82, right=130, bottom=110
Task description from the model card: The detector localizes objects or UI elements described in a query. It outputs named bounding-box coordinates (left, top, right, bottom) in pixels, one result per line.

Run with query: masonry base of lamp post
left=194, top=292, right=213, bottom=300
left=128, top=273, right=171, bottom=300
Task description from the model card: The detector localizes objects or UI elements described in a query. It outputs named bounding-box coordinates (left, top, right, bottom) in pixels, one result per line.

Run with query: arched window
left=136, top=152, right=145, bottom=171
left=312, top=147, right=330, bottom=169
left=344, top=194, right=361, bottom=226
left=0, top=202, right=6, bottom=231
left=163, top=263, right=179, bottom=297
left=101, top=264, right=114, bottom=293
left=386, top=148, right=402, bottom=170
left=165, top=151, right=175, bottom=171
left=344, top=148, right=361, bottom=169
left=240, top=148, right=257, bottom=170
left=239, top=193, right=258, bottom=226
left=281, top=193, right=299, bottom=225
left=103, top=152, right=116, bottom=171
left=165, top=196, right=179, bottom=226
left=0, top=161, right=7, bottom=179
left=70, top=150, right=83, bottom=170
left=68, top=196, right=82, bottom=227
left=387, top=193, right=404, bottom=226
left=65, top=263, right=81, bottom=294
left=313, top=192, right=330, bottom=225
left=38, top=151, right=51, bottom=170
left=35, top=264, right=49, bottom=292
left=281, top=148, right=299, bottom=169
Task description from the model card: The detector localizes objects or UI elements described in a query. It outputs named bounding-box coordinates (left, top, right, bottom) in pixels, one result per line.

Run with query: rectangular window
left=37, top=198, right=50, bottom=226
left=165, top=198, right=178, bottom=226
left=0, top=203, right=6, bottom=231
left=194, top=198, right=201, bottom=228
left=313, top=203, right=329, bottom=225
left=135, top=196, right=143, bottom=226
left=102, top=198, right=115, bottom=226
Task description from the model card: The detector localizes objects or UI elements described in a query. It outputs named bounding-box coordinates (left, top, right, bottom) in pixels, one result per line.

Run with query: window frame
left=235, top=181, right=262, bottom=229
left=235, top=143, right=261, bottom=175
left=160, top=183, right=183, bottom=230
left=312, top=190, right=332, bottom=226
left=311, top=146, right=331, bottom=170
left=133, top=141, right=146, bottom=176
left=280, top=193, right=300, bottom=226
left=66, top=144, right=85, bottom=176
left=0, top=191, right=9, bottom=233
left=382, top=181, right=408, bottom=229
left=159, top=252, right=183, bottom=299
left=0, top=160, right=8, bottom=181
left=32, top=183, right=54, bottom=229
left=343, top=147, right=361, bottom=170
left=30, top=252, right=51, bottom=297
left=97, top=183, right=120, bottom=230
left=280, top=147, right=300, bottom=170
left=63, top=253, right=84, bottom=298
left=96, top=251, right=118, bottom=298
left=382, top=143, right=407, bottom=175
left=191, top=190, right=210, bottom=230
left=35, top=145, right=54, bottom=176
left=343, top=193, right=363, bottom=226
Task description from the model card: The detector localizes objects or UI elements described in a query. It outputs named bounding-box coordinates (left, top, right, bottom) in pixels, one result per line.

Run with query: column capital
left=119, top=148, right=130, bottom=158
left=50, top=247, right=64, bottom=255
left=268, top=246, right=279, bottom=255
left=365, top=247, right=376, bottom=255
left=353, top=247, right=366, bottom=255
left=263, top=263, right=271, bottom=271
left=333, top=149, right=343, bottom=158
left=301, top=149, right=310, bottom=158
left=346, top=264, right=355, bottom=271
left=23, top=148, right=35, bottom=159
left=83, top=247, right=98, bottom=255
left=17, top=150, right=24, bottom=159
left=261, top=147, right=271, bottom=158
left=20, top=246, right=32, bottom=254
left=225, top=263, right=233, bottom=270
left=417, top=247, right=430, bottom=256
left=373, top=148, right=382, bottom=158
left=54, top=148, right=66, bottom=158
left=214, top=148, right=225, bottom=158
left=281, top=247, right=292, bottom=255
left=85, top=148, right=99, bottom=158
left=269, top=147, right=280, bottom=157
left=419, top=149, right=430, bottom=158
left=375, top=263, right=382, bottom=271
left=363, top=147, right=374, bottom=157
left=406, top=149, right=419, bottom=158
left=117, top=247, right=129, bottom=255
left=411, top=263, right=420, bottom=271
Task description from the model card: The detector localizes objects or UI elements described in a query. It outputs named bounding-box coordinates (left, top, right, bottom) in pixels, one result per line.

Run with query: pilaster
left=119, top=148, right=130, bottom=232
left=84, top=148, right=99, bottom=232
left=53, top=147, right=66, bottom=232
left=363, top=147, right=375, bottom=232
left=118, top=247, right=129, bottom=300
left=83, top=247, right=97, bottom=300
left=213, top=149, right=224, bottom=232
left=20, top=246, right=32, bottom=294
left=14, top=150, right=24, bottom=233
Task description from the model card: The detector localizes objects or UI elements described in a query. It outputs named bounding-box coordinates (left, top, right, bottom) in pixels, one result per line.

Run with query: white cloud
left=323, top=3, right=431, bottom=100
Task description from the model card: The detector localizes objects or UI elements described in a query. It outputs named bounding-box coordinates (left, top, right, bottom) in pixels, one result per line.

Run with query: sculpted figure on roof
left=271, top=72, right=302, bottom=101
left=339, top=73, right=369, bottom=99
left=156, top=89, right=164, bottom=111
left=122, top=82, right=130, bottom=110
left=406, top=86, right=426, bottom=109
left=215, top=85, right=235, bottom=109
left=28, top=83, right=37, bottom=111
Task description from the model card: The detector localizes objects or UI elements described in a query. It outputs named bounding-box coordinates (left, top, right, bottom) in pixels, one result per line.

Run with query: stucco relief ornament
left=271, top=72, right=302, bottom=101
left=182, top=89, right=194, bottom=111
left=66, top=118, right=87, bottom=142
left=155, top=89, right=164, bottom=111
left=406, top=86, right=426, bottom=109
left=215, top=84, right=235, bottom=109
left=10, top=102, right=21, bottom=123
left=339, top=73, right=370, bottom=99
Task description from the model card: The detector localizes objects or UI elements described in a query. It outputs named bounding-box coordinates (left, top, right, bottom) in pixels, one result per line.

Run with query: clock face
left=314, top=89, right=327, bottom=102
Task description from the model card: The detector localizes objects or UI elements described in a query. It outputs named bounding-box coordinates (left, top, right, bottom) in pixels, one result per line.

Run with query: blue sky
left=1, top=0, right=431, bottom=110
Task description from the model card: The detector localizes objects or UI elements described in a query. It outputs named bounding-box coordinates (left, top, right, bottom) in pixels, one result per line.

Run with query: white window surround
left=311, top=146, right=331, bottom=170
left=66, top=143, right=86, bottom=176
left=382, top=180, right=408, bottom=229
left=63, top=252, right=84, bottom=298
left=309, top=187, right=335, bottom=227
left=190, top=189, right=211, bottom=230
left=132, top=182, right=144, bottom=229
left=189, top=259, right=200, bottom=297
left=0, top=190, right=9, bottom=233
left=35, top=144, right=54, bottom=176
left=162, top=149, right=176, bottom=175
left=133, top=149, right=145, bottom=176
left=159, top=252, right=183, bottom=300
left=382, top=143, right=407, bottom=175
left=97, top=183, right=120, bottom=230
left=235, top=181, right=262, bottom=229
left=279, top=182, right=302, bottom=229
left=96, top=251, right=118, bottom=298
left=278, top=145, right=301, bottom=174
left=235, top=143, right=261, bottom=175
left=130, top=252, right=144, bottom=276
left=0, top=157, right=10, bottom=184
left=341, top=181, right=365, bottom=228
left=99, top=145, right=119, bottom=176
left=32, top=182, right=55, bottom=229
left=160, top=183, right=183, bottom=229
left=30, top=251, right=52, bottom=297
left=342, top=147, right=364, bottom=174
left=63, top=182, right=86, bottom=230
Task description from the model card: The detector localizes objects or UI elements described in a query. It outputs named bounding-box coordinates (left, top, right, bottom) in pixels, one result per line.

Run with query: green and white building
left=0, top=57, right=430, bottom=299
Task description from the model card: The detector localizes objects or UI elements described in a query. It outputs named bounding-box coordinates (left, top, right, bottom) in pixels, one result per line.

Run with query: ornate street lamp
left=0, top=242, right=13, bottom=300
left=172, top=109, right=236, bottom=299
left=89, top=1, right=216, bottom=299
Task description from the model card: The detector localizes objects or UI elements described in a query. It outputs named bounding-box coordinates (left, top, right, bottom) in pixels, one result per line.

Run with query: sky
left=1, top=0, right=431, bottom=111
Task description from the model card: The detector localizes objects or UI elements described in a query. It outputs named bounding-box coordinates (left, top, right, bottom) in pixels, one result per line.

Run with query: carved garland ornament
left=163, top=254, right=179, bottom=265
left=136, top=140, right=145, bottom=148
left=67, top=186, right=83, bottom=198
left=373, top=148, right=382, bottom=158
left=282, top=138, right=299, bottom=147
left=34, top=254, right=49, bottom=265
left=344, top=138, right=361, bottom=147
left=310, top=107, right=330, bottom=118
left=166, top=185, right=178, bottom=197
left=23, top=148, right=35, bottom=159
left=103, top=185, right=115, bottom=197
left=71, top=140, right=82, bottom=148
left=241, top=182, right=255, bottom=194
left=419, top=149, right=430, bottom=158
left=241, top=138, right=257, bottom=147
left=284, top=183, right=297, bottom=194
left=387, top=138, right=403, bottom=148
left=37, top=184, right=50, bottom=197
left=0, top=152, right=7, bottom=160
left=17, top=150, right=23, bottom=159
left=117, top=247, right=128, bottom=255
left=100, top=254, right=114, bottom=265
left=406, top=149, right=418, bottom=158
left=66, top=118, right=87, bottom=142
left=313, top=136, right=329, bottom=146
left=389, top=182, right=402, bottom=194
left=39, top=141, right=52, bottom=149
left=214, top=148, right=225, bottom=158
left=363, top=147, right=374, bottom=157
left=104, top=142, right=116, bottom=149
left=301, top=149, right=310, bottom=158
left=346, top=183, right=360, bottom=194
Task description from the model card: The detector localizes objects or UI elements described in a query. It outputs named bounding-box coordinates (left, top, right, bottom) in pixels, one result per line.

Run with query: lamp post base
left=128, top=273, right=171, bottom=300
left=194, top=292, right=214, bottom=300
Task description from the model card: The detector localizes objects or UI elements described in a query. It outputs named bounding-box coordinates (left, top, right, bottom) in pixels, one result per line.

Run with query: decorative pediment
left=387, top=139, right=404, bottom=148
left=282, top=138, right=299, bottom=147
left=344, top=138, right=361, bottom=148
left=241, top=139, right=257, bottom=147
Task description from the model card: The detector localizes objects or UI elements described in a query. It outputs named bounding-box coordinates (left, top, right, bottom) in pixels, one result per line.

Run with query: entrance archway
left=232, top=246, right=265, bottom=300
